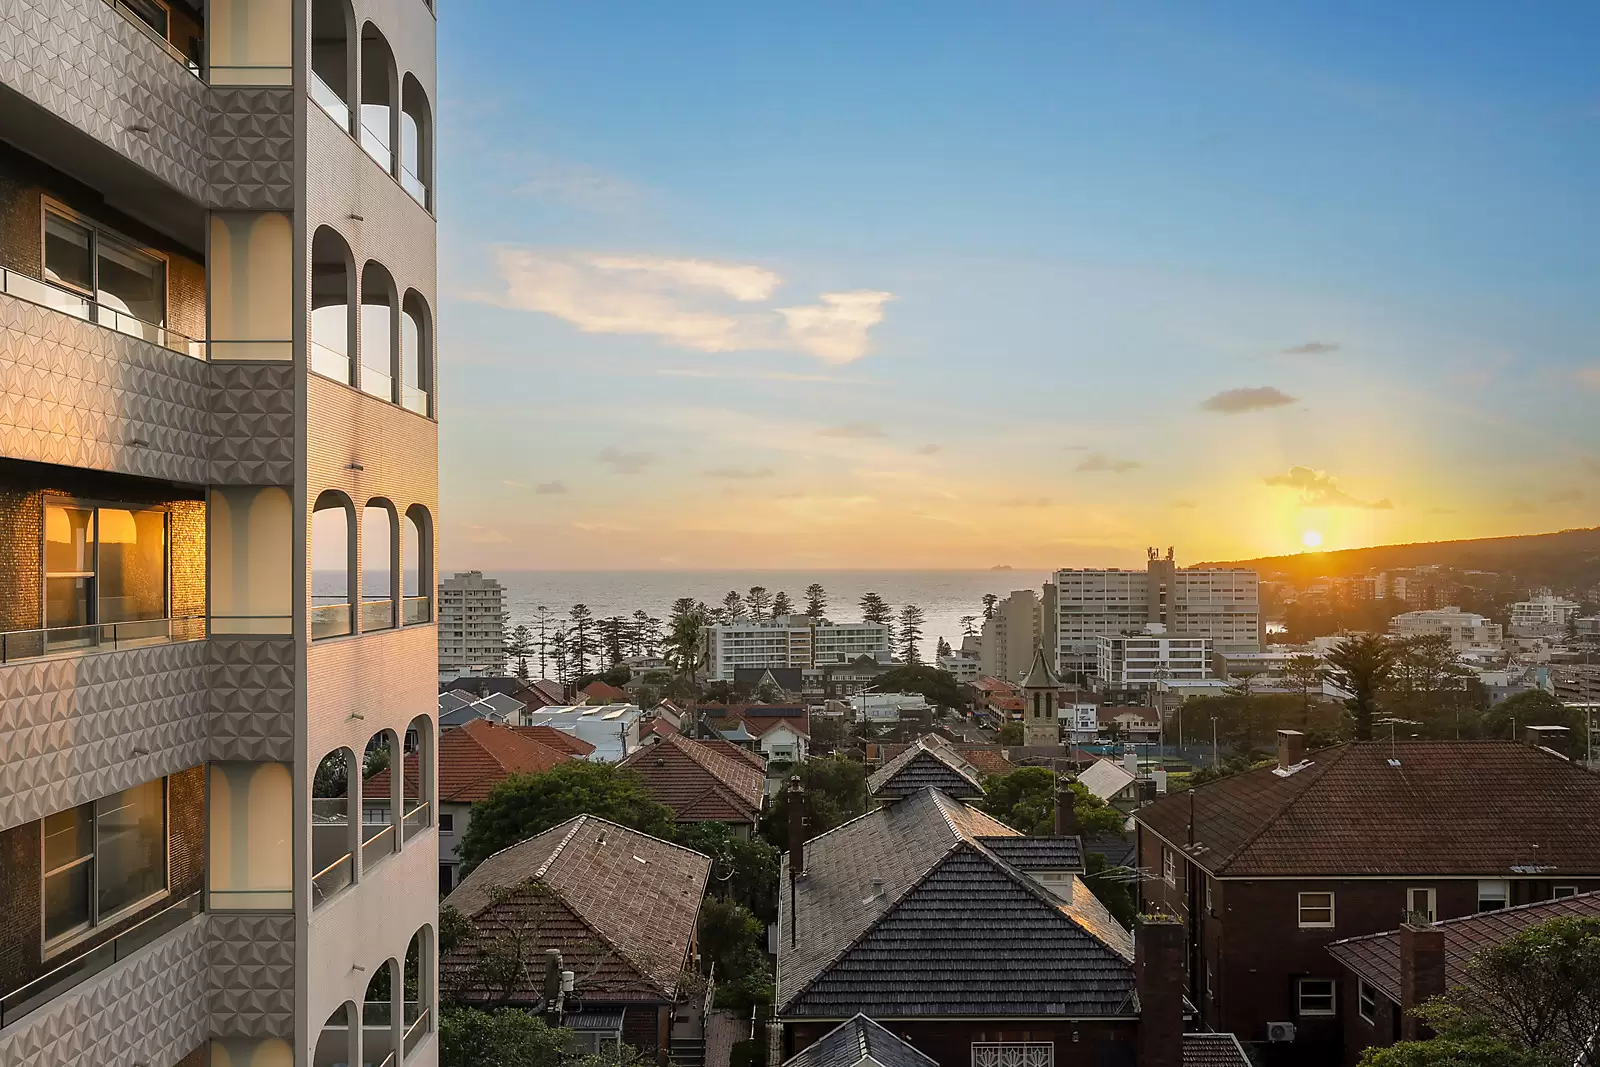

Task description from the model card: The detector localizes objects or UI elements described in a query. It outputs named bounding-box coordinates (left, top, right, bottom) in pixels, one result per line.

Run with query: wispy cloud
left=1281, top=341, right=1341, bottom=356
left=1200, top=386, right=1298, bottom=414
left=516, top=156, right=643, bottom=213
left=914, top=444, right=942, bottom=455
left=818, top=422, right=886, bottom=439
left=1077, top=452, right=1142, bottom=474
left=465, top=524, right=511, bottom=544
left=535, top=480, right=569, bottom=495
left=1172, top=499, right=1198, bottom=509
left=704, top=466, right=776, bottom=479
left=1000, top=496, right=1053, bottom=508
left=654, top=368, right=872, bottom=385
left=597, top=447, right=655, bottom=474
left=1547, top=487, right=1584, bottom=504
left=490, top=248, right=893, bottom=364
left=1265, top=466, right=1393, bottom=509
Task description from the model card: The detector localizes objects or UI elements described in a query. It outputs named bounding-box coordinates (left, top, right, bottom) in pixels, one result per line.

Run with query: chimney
left=1134, top=916, right=1185, bottom=1067
left=1398, top=922, right=1446, bottom=1041
left=542, top=949, right=564, bottom=1025
left=1277, top=729, right=1305, bottom=772
left=1525, top=724, right=1570, bottom=757
left=787, top=776, right=807, bottom=877
left=1055, top=777, right=1079, bottom=836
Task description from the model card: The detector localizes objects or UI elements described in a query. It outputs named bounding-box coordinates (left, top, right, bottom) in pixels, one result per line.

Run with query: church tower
left=1021, top=645, right=1063, bottom=748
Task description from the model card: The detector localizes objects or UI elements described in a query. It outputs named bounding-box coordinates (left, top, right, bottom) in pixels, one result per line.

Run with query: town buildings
left=978, top=589, right=1043, bottom=683
left=702, top=615, right=891, bottom=681
left=0, top=0, right=441, bottom=1060
left=1508, top=593, right=1581, bottom=637
left=1095, top=631, right=1213, bottom=689
left=1387, top=606, right=1503, bottom=650
left=437, top=570, right=505, bottom=679
left=522, top=704, right=644, bottom=761
left=1050, top=551, right=1261, bottom=683
left=1135, top=730, right=1600, bottom=1063
left=867, top=736, right=986, bottom=804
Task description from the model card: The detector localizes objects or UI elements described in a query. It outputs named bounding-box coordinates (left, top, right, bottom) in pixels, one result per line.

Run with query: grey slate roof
left=782, top=1015, right=938, bottom=1067
left=1182, top=1033, right=1252, bottom=1067
left=1020, top=646, right=1061, bottom=690
left=867, top=738, right=984, bottom=800
left=778, top=787, right=1135, bottom=1020
left=975, top=836, right=1084, bottom=873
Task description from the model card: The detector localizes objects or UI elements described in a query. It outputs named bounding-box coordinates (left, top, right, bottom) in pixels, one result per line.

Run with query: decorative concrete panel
left=207, top=88, right=294, bottom=210
left=0, top=914, right=207, bottom=1067
left=0, top=641, right=208, bottom=832
left=206, top=912, right=296, bottom=1039
left=0, top=0, right=210, bottom=201
left=0, top=293, right=212, bottom=484
left=209, top=361, right=296, bottom=485
left=207, top=637, right=296, bottom=762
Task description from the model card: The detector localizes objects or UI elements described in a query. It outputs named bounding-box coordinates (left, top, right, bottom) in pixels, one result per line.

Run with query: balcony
left=1, top=266, right=203, bottom=359
left=0, top=616, right=206, bottom=666
left=402, top=597, right=431, bottom=625
left=361, top=599, right=395, bottom=633
left=402, top=800, right=429, bottom=841
left=312, top=601, right=353, bottom=640
left=312, top=797, right=353, bottom=907
left=0, top=892, right=202, bottom=1031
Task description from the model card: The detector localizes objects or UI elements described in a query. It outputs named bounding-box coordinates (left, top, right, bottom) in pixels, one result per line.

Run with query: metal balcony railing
left=404, top=1003, right=430, bottom=1054
left=0, top=616, right=206, bottom=665
left=0, top=892, right=201, bottom=1030
left=402, top=597, right=432, bottom=625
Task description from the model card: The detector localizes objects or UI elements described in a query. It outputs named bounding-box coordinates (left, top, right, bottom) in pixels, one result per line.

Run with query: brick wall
left=0, top=819, right=42, bottom=993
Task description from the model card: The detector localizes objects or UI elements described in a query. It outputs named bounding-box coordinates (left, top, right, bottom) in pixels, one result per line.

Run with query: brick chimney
left=1135, top=916, right=1185, bottom=1067
left=542, top=949, right=563, bottom=1025
left=1055, top=777, right=1079, bottom=836
left=1398, top=922, right=1446, bottom=1041
left=1277, top=729, right=1305, bottom=772
left=787, top=776, right=807, bottom=876
left=1525, top=724, right=1570, bottom=757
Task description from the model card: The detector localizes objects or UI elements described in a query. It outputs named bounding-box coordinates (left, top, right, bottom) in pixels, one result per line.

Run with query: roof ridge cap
left=536, top=816, right=590, bottom=879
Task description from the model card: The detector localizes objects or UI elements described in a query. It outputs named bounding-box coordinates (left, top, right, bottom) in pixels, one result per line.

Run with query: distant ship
left=990, top=564, right=1013, bottom=571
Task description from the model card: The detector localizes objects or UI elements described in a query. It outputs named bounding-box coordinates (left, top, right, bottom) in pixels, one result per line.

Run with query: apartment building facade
left=702, top=615, right=890, bottom=681
left=1508, top=594, right=1581, bottom=637
left=0, top=0, right=441, bottom=1060
left=977, top=589, right=1041, bottom=683
left=1388, top=607, right=1503, bottom=650
left=1095, top=632, right=1213, bottom=689
left=437, top=570, right=504, bottom=679
left=1051, top=552, right=1260, bottom=682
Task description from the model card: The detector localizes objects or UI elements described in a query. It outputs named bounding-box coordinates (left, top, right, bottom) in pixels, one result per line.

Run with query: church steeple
left=1020, top=645, right=1062, bottom=748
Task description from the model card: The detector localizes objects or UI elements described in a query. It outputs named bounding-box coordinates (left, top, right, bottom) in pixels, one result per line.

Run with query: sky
left=434, top=2, right=1600, bottom=572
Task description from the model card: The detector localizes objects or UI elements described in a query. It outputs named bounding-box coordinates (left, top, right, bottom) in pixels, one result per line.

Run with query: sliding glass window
left=42, top=779, right=169, bottom=949
left=43, top=500, right=169, bottom=633
left=41, top=204, right=168, bottom=329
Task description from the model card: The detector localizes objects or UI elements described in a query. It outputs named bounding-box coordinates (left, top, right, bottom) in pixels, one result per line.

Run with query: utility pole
left=1211, top=716, right=1219, bottom=768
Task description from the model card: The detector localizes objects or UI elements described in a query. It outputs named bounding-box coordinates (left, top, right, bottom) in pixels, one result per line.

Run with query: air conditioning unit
left=1266, top=1022, right=1297, bottom=1043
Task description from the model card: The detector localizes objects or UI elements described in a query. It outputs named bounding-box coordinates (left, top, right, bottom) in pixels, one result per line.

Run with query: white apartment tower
left=701, top=615, right=891, bottom=681
left=438, top=570, right=506, bottom=678
left=1051, top=549, right=1260, bottom=682
left=0, top=0, right=442, bottom=1059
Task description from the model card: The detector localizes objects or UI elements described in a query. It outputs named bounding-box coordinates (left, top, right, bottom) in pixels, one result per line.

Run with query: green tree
left=809, top=715, right=847, bottom=753
left=457, top=762, right=675, bottom=875
left=1083, top=851, right=1137, bottom=928
left=1480, top=689, right=1583, bottom=740
left=982, top=593, right=999, bottom=620
left=697, top=896, right=771, bottom=1013
left=601, top=616, right=626, bottom=667
left=1325, top=633, right=1398, bottom=741
left=762, top=756, right=868, bottom=848
left=721, top=590, right=745, bottom=621
left=860, top=592, right=891, bottom=625
left=935, top=636, right=953, bottom=660
left=897, top=604, right=926, bottom=664
left=1285, top=654, right=1324, bottom=731
left=804, top=583, right=827, bottom=620
left=875, top=663, right=968, bottom=709
left=532, top=605, right=556, bottom=680
left=1358, top=1033, right=1540, bottom=1067
left=506, top=624, right=535, bottom=682
left=978, top=767, right=1125, bottom=838
left=567, top=604, right=596, bottom=677
left=746, top=586, right=771, bottom=620
left=674, top=821, right=781, bottom=923
left=439, top=1007, right=573, bottom=1067
left=771, top=591, right=794, bottom=617
left=960, top=615, right=978, bottom=637
left=997, top=721, right=1024, bottom=745
left=664, top=601, right=708, bottom=694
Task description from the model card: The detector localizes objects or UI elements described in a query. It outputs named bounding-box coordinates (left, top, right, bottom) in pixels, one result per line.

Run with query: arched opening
left=400, top=291, right=431, bottom=416
left=360, top=729, right=398, bottom=872
left=312, top=748, right=356, bottom=906
left=311, top=491, right=354, bottom=639
left=403, top=926, right=434, bottom=1055
left=359, top=24, right=397, bottom=172
left=402, top=505, right=432, bottom=624
left=359, top=261, right=396, bottom=402
left=311, top=228, right=354, bottom=384
left=309, top=0, right=354, bottom=130
left=364, top=960, right=401, bottom=1065
left=209, top=762, right=292, bottom=911
left=400, top=75, right=431, bottom=208
left=402, top=714, right=433, bottom=841
left=361, top=500, right=395, bottom=631
left=312, top=1002, right=356, bottom=1067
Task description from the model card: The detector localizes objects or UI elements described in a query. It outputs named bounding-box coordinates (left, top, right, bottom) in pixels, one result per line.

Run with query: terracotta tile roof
left=1328, top=891, right=1600, bottom=1003
left=514, top=725, right=597, bottom=757
left=368, top=718, right=575, bottom=803
left=970, top=676, right=1018, bottom=694
left=712, top=705, right=811, bottom=739
left=444, top=815, right=711, bottom=1003
left=699, top=738, right=766, bottom=770
left=641, top=717, right=680, bottom=739
left=1138, top=741, right=1600, bottom=877
left=582, top=680, right=629, bottom=702
left=1182, top=1033, right=1252, bottom=1067
left=620, top=734, right=765, bottom=825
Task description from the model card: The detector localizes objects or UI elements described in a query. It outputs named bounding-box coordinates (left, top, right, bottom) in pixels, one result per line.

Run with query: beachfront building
left=438, top=570, right=505, bottom=679
left=702, top=615, right=891, bottom=681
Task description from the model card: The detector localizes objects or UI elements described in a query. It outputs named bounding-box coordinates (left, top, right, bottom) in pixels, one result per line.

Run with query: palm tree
left=1324, top=633, right=1397, bottom=741
left=664, top=601, right=708, bottom=693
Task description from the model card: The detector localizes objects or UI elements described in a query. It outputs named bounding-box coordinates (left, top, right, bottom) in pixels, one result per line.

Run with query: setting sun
left=1302, top=529, right=1324, bottom=549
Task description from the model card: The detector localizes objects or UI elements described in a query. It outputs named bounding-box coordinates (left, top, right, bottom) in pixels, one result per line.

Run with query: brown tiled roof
left=641, top=717, right=680, bottom=739
left=712, top=705, right=811, bottom=739
left=367, top=718, right=574, bottom=803
left=699, top=738, right=766, bottom=770
left=970, top=676, right=1018, bottom=694
left=1138, top=741, right=1600, bottom=877
left=1182, top=1033, right=1252, bottom=1067
left=880, top=742, right=1015, bottom=778
left=620, top=734, right=765, bottom=825
left=582, top=680, right=629, bottom=702
left=444, top=815, right=711, bottom=1003
left=514, top=725, right=597, bottom=757
left=1328, top=892, right=1600, bottom=1004
left=867, top=736, right=985, bottom=799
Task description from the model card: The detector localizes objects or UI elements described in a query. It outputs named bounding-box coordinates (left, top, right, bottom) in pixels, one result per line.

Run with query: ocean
left=491, top=570, right=1051, bottom=650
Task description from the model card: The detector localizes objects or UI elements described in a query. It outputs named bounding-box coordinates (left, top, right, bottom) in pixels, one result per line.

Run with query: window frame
left=40, top=777, right=172, bottom=956
left=1297, top=891, right=1335, bottom=929
left=40, top=495, right=172, bottom=632
left=1554, top=886, right=1579, bottom=900
left=40, top=199, right=171, bottom=328
left=1358, top=979, right=1378, bottom=1025
left=1296, top=977, right=1337, bottom=1017
left=1406, top=887, right=1437, bottom=922
left=1163, top=848, right=1176, bottom=888
left=438, top=813, right=454, bottom=834
left=1477, top=879, right=1510, bottom=912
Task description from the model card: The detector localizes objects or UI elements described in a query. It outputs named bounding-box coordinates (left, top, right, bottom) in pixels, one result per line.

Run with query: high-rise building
left=1051, top=550, right=1260, bottom=681
left=1095, top=631, right=1213, bottom=689
left=438, top=571, right=505, bottom=679
left=0, top=0, right=440, bottom=1060
left=978, top=589, right=1042, bottom=683
left=701, top=615, right=891, bottom=681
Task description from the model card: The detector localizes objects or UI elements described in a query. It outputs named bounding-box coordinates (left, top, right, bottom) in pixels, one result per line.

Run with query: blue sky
left=435, top=2, right=1600, bottom=570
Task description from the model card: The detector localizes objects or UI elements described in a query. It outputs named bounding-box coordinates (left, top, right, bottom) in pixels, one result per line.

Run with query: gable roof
left=1182, top=1033, right=1253, bottom=1067
left=620, top=734, right=765, bottom=824
left=876, top=742, right=1015, bottom=779
left=969, top=676, right=1018, bottom=694
left=582, top=680, right=629, bottom=702
left=777, top=788, right=1135, bottom=1019
left=1137, top=740, right=1600, bottom=877
left=867, top=737, right=985, bottom=800
left=367, top=718, right=573, bottom=803
left=445, top=815, right=711, bottom=1002
left=1327, top=891, right=1600, bottom=1004
left=733, top=667, right=805, bottom=692
left=714, top=705, right=812, bottom=739
left=1078, top=758, right=1137, bottom=803
left=782, top=1015, right=938, bottom=1067
left=975, top=836, right=1084, bottom=873
left=514, top=725, right=598, bottom=758
left=700, top=738, right=767, bottom=770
